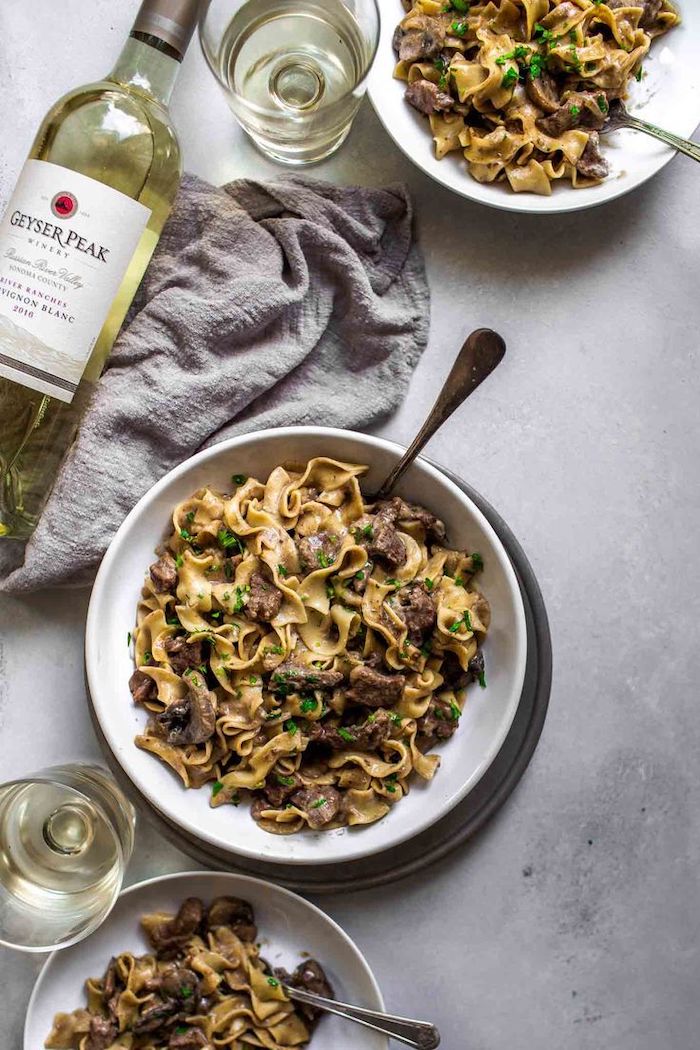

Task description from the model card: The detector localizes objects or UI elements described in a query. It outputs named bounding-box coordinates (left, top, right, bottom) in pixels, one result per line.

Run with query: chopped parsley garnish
left=451, top=19, right=468, bottom=36
left=175, top=553, right=184, bottom=568
left=267, top=977, right=280, bottom=987
left=326, top=581, right=335, bottom=599
left=265, top=710, right=282, bottom=720
left=175, top=1028, right=188, bottom=1035
left=388, top=712, right=403, bottom=726
left=317, top=551, right=331, bottom=568
left=597, top=94, right=609, bottom=113
left=233, top=585, right=250, bottom=613
left=338, top=727, right=355, bottom=743
left=231, top=791, right=240, bottom=806
left=635, top=65, right=643, bottom=82
left=276, top=774, right=296, bottom=786
left=248, top=675, right=258, bottom=685
left=212, top=780, right=224, bottom=797
left=464, top=609, right=473, bottom=631
left=277, top=564, right=289, bottom=578
left=496, top=45, right=529, bottom=66
left=352, top=523, right=374, bottom=540
left=529, top=52, right=546, bottom=79
left=449, top=700, right=462, bottom=721
left=264, top=644, right=284, bottom=655
left=355, top=570, right=365, bottom=580
left=127, top=631, right=131, bottom=647
left=285, top=719, right=298, bottom=735
left=386, top=578, right=400, bottom=587
left=478, top=670, right=487, bottom=688
left=166, top=614, right=180, bottom=626
left=449, top=610, right=473, bottom=634
left=534, top=23, right=555, bottom=45
left=179, top=527, right=193, bottom=542
left=454, top=576, right=465, bottom=587
left=385, top=781, right=397, bottom=793
left=300, top=697, right=318, bottom=712
left=570, top=104, right=581, bottom=117
left=501, top=67, right=518, bottom=89
left=180, top=987, right=193, bottom=999
left=218, top=527, right=243, bottom=552
left=143, top=650, right=152, bottom=662
left=424, top=578, right=434, bottom=591
left=231, top=474, right=247, bottom=485
left=444, top=0, right=469, bottom=10
left=186, top=510, right=195, bottom=523
left=310, top=797, right=327, bottom=809
left=210, top=610, right=222, bottom=621
left=470, top=552, right=484, bottom=572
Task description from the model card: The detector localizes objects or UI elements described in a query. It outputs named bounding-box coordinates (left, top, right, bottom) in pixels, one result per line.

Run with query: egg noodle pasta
left=46, top=895, right=334, bottom=1050
left=128, top=458, right=490, bottom=834
left=392, top=0, right=679, bottom=194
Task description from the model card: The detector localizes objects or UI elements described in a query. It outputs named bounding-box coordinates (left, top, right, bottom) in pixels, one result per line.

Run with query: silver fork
left=283, top=983, right=441, bottom=1048
left=602, top=99, right=700, bottom=164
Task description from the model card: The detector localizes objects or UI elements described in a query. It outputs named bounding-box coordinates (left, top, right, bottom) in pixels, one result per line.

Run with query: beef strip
left=273, top=959, right=335, bottom=1027
left=149, top=552, right=178, bottom=593
left=576, top=131, right=609, bottom=180
left=157, top=966, right=201, bottom=1004
left=360, top=501, right=407, bottom=568
left=169, top=1030, right=210, bottom=1050
left=291, top=785, right=342, bottom=828
left=163, top=635, right=204, bottom=675
left=308, top=709, right=391, bottom=752
left=525, top=69, right=560, bottom=113
left=156, top=670, right=216, bottom=746
left=417, top=697, right=459, bottom=746
left=297, top=531, right=341, bottom=573
left=246, top=571, right=282, bottom=622
left=271, top=662, right=344, bottom=693
left=405, top=79, right=454, bottom=116
left=398, top=23, right=445, bottom=64
left=536, top=91, right=607, bottom=136
left=132, top=999, right=181, bottom=1036
left=261, top=771, right=302, bottom=808
left=441, top=649, right=485, bottom=691
left=347, top=662, right=405, bottom=707
left=85, top=1016, right=118, bottom=1050
left=607, top=0, right=662, bottom=25
left=392, top=24, right=404, bottom=55
left=351, top=559, right=373, bottom=593
left=396, top=582, right=436, bottom=645
left=376, top=496, right=447, bottom=543
left=129, top=669, right=157, bottom=704
left=146, top=897, right=204, bottom=958
left=206, top=896, right=257, bottom=942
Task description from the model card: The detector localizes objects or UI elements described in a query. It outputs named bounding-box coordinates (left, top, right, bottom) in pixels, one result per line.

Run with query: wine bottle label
left=0, top=159, right=150, bottom=404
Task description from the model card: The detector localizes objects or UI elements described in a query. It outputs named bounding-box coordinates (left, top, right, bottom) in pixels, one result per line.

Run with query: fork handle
left=283, top=985, right=440, bottom=1048
left=624, top=114, right=700, bottom=164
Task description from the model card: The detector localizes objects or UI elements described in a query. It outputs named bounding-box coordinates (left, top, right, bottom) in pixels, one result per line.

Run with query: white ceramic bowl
left=368, top=3, right=700, bottom=214
left=86, top=427, right=527, bottom=866
left=26, top=871, right=387, bottom=1050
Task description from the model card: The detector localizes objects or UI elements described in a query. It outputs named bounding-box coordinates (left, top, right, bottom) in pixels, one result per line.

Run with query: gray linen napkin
left=0, top=173, right=429, bottom=592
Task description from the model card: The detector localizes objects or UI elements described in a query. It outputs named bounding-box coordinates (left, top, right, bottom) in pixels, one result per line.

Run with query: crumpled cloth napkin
left=0, top=173, right=428, bottom=593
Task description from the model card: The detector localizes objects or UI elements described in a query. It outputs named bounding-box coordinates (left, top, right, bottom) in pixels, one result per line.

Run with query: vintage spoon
left=601, top=99, right=700, bottom=164
left=282, top=982, right=441, bottom=1049
left=374, top=327, right=506, bottom=500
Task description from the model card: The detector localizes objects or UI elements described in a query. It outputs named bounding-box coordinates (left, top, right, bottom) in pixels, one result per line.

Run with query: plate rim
left=24, top=869, right=388, bottom=1050
left=367, top=3, right=697, bottom=215
left=85, top=425, right=527, bottom=866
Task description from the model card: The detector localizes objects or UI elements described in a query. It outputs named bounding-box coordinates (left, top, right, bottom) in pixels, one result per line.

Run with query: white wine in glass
left=0, top=764, right=135, bottom=952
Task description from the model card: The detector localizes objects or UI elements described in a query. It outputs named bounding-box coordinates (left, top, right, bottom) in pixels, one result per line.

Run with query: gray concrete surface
left=1, top=2, right=699, bottom=1048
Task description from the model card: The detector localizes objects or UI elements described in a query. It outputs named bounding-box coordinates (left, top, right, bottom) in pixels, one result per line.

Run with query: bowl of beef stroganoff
left=86, top=427, right=527, bottom=866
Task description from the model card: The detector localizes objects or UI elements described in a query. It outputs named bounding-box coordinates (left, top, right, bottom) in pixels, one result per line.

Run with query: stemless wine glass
left=199, top=0, right=380, bottom=165
left=0, top=763, right=135, bottom=952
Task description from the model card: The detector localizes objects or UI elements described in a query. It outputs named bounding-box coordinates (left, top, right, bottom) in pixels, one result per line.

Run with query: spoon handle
left=622, top=113, right=700, bottom=164
left=283, top=985, right=440, bottom=1048
left=375, top=327, right=506, bottom=500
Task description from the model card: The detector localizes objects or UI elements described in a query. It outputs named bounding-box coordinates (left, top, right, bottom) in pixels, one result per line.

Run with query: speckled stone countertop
left=1, top=2, right=699, bottom=1048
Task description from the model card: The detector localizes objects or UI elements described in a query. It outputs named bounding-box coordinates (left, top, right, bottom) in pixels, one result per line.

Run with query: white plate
left=26, top=871, right=387, bottom=1050
left=86, top=427, right=527, bottom=866
left=368, top=2, right=700, bottom=214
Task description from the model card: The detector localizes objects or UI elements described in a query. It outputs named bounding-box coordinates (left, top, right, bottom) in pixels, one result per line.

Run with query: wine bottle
left=0, top=0, right=201, bottom=541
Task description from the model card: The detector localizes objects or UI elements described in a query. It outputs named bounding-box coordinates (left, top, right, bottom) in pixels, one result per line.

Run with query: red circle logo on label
left=51, top=192, right=78, bottom=220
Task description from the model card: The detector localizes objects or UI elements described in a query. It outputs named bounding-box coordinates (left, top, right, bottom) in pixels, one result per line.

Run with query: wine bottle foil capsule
left=133, top=0, right=202, bottom=56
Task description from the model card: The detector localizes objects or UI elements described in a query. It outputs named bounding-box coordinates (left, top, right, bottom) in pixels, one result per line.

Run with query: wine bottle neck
left=109, top=35, right=181, bottom=106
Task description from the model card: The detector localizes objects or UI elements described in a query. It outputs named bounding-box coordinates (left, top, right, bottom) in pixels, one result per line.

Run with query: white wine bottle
left=0, top=0, right=201, bottom=540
